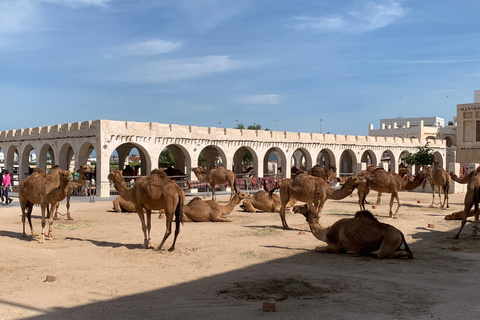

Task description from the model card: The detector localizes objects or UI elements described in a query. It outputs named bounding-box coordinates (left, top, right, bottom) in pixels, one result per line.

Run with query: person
left=0, top=169, right=4, bottom=204
left=3, top=169, right=13, bottom=205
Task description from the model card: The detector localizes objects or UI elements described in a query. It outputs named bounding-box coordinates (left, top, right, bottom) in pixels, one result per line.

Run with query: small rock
left=298, top=231, right=305, bottom=235
left=372, top=205, right=377, bottom=209
left=428, top=224, right=435, bottom=228
left=45, top=275, right=57, bottom=282
left=262, top=301, right=276, bottom=312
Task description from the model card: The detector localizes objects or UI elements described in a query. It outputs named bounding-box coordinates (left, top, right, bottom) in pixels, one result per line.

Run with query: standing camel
left=271, top=173, right=361, bottom=229
left=108, top=169, right=184, bottom=251
left=19, top=169, right=72, bottom=243
left=293, top=204, right=412, bottom=259
left=191, top=166, right=237, bottom=201
left=183, top=191, right=247, bottom=222
left=53, top=165, right=94, bottom=220
left=425, top=165, right=451, bottom=208
left=450, top=167, right=480, bottom=239
left=357, top=168, right=426, bottom=219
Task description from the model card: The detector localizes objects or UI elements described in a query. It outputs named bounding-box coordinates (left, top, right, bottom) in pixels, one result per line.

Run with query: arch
left=316, top=148, right=336, bottom=167
left=6, top=145, right=19, bottom=185
left=38, top=143, right=55, bottom=171
left=425, top=135, right=436, bottom=141
left=444, top=136, right=454, bottom=147
left=264, top=147, right=287, bottom=178
left=160, top=144, right=191, bottom=177
left=233, top=146, right=258, bottom=177
left=21, top=144, right=36, bottom=179
left=59, top=143, right=75, bottom=171
left=111, top=142, right=150, bottom=176
left=291, top=148, right=313, bottom=172
left=399, top=150, right=412, bottom=173
left=339, top=149, right=357, bottom=177
left=360, top=149, right=377, bottom=167
left=196, top=145, right=227, bottom=171
left=381, top=150, right=395, bottom=172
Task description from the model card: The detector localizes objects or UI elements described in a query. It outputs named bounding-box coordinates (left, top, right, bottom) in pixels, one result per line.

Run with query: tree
left=235, top=123, right=245, bottom=129
left=402, top=143, right=435, bottom=170
left=158, top=149, right=175, bottom=168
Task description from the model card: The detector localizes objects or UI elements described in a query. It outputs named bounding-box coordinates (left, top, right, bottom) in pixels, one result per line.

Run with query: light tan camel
left=450, top=167, right=480, bottom=239
left=240, top=190, right=297, bottom=213
left=19, top=169, right=72, bottom=243
left=191, top=166, right=237, bottom=201
left=307, top=164, right=337, bottom=181
left=357, top=168, right=426, bottom=219
left=182, top=191, right=247, bottom=222
left=293, top=204, right=413, bottom=259
left=53, top=165, right=94, bottom=220
left=271, top=173, right=361, bottom=229
left=445, top=209, right=476, bottom=220
left=425, top=165, right=451, bottom=208
left=108, top=169, right=185, bottom=251
left=113, top=195, right=137, bottom=213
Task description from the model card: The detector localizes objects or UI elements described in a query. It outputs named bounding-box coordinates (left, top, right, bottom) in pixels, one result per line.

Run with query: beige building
left=455, top=90, right=480, bottom=165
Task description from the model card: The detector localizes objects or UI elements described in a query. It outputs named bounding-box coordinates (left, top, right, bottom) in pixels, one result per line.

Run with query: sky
left=1, top=0, right=479, bottom=136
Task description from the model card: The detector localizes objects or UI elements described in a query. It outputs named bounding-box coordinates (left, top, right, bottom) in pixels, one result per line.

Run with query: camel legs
left=376, top=234, right=411, bottom=259
left=156, top=212, right=174, bottom=252
left=279, top=196, right=291, bottom=230
left=136, top=210, right=153, bottom=249
left=442, top=187, right=450, bottom=208
left=40, top=204, right=53, bottom=243
left=453, top=201, right=475, bottom=239
left=21, top=201, right=37, bottom=237
left=390, top=192, right=401, bottom=219
left=66, top=194, right=73, bottom=220
left=210, top=184, right=216, bottom=201
left=376, top=192, right=382, bottom=205
left=240, top=198, right=256, bottom=212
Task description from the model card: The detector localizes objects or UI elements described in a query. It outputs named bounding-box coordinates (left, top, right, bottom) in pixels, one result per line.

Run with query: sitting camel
left=53, top=165, right=94, bottom=220
left=191, top=165, right=237, bottom=201
left=357, top=168, right=426, bottom=219
left=271, top=173, right=361, bottom=229
left=19, top=169, right=72, bottom=243
left=113, top=195, right=137, bottom=213
left=240, top=190, right=296, bottom=213
left=108, top=169, right=184, bottom=251
left=183, top=191, right=247, bottom=222
left=425, top=165, right=451, bottom=208
left=445, top=209, right=476, bottom=220
left=293, top=204, right=413, bottom=259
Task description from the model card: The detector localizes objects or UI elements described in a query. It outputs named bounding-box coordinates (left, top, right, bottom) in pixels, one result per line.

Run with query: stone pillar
left=233, top=152, right=244, bottom=174
left=97, top=147, right=111, bottom=198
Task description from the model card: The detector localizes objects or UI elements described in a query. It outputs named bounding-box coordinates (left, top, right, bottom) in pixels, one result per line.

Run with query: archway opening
left=380, top=150, right=395, bottom=172
left=339, top=150, right=356, bottom=178
left=233, top=147, right=257, bottom=177
left=264, top=148, right=286, bottom=178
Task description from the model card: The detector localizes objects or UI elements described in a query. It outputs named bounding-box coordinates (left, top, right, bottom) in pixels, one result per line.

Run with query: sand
left=1, top=190, right=480, bottom=320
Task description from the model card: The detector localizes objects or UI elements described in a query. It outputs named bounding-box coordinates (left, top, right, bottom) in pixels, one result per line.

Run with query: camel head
left=108, top=170, right=124, bottom=184
left=235, top=190, right=248, bottom=201
left=293, top=203, right=316, bottom=221
left=79, top=165, right=94, bottom=175
left=449, top=171, right=458, bottom=179
left=59, top=170, right=73, bottom=183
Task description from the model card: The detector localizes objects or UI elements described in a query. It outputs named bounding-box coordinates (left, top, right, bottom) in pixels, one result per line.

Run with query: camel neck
left=307, top=213, right=328, bottom=242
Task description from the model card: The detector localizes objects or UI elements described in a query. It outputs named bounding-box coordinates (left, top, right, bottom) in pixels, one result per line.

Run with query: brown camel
left=113, top=195, right=137, bottom=213
left=425, top=165, right=451, bottom=208
left=19, top=169, right=72, bottom=243
left=108, top=169, right=184, bottom=251
left=182, top=191, right=248, bottom=222
left=450, top=167, right=480, bottom=239
left=240, top=190, right=297, bottom=213
left=191, top=165, right=237, bottom=201
left=53, top=165, right=94, bottom=220
left=357, top=165, right=410, bottom=205
left=445, top=209, right=476, bottom=220
left=271, top=173, right=361, bottom=229
left=357, top=168, right=426, bottom=219
left=293, top=204, right=413, bottom=258
left=307, top=164, right=337, bottom=181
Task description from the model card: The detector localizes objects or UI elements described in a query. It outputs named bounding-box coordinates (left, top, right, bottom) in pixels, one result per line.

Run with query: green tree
left=235, top=123, right=245, bottom=129
left=158, top=149, right=175, bottom=168
left=402, top=143, right=435, bottom=170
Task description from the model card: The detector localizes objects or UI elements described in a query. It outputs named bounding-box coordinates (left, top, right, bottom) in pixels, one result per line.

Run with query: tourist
left=3, top=169, right=13, bottom=205
left=0, top=169, right=4, bottom=204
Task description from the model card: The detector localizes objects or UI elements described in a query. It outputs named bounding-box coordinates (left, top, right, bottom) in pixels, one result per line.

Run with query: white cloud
left=0, top=0, right=39, bottom=34
left=125, top=39, right=182, bottom=56
left=114, top=55, right=241, bottom=83
left=235, top=94, right=281, bottom=105
left=296, top=0, right=406, bottom=34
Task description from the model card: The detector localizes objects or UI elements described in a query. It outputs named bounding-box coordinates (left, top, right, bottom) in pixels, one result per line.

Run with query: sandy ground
left=1, top=190, right=480, bottom=320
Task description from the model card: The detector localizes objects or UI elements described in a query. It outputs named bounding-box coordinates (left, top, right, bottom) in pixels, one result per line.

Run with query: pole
left=319, top=119, right=322, bottom=133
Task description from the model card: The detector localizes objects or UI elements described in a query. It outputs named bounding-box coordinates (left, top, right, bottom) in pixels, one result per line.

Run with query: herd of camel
left=16, top=161, right=480, bottom=259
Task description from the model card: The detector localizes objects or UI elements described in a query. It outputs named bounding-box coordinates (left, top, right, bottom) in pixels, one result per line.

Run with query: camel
left=191, top=165, right=237, bottom=201
left=113, top=195, right=137, bottom=213
left=108, top=169, right=185, bottom=251
left=307, top=164, right=337, bottom=182
left=293, top=204, right=413, bottom=259
left=271, top=173, right=361, bottom=229
left=450, top=167, right=480, bottom=239
left=19, top=169, right=73, bottom=243
left=182, top=191, right=248, bottom=222
left=53, top=165, right=94, bottom=220
left=425, top=165, right=451, bottom=208
left=445, top=209, right=476, bottom=220
left=357, top=168, right=426, bottom=219
left=240, top=190, right=297, bottom=213
left=357, top=165, right=410, bottom=205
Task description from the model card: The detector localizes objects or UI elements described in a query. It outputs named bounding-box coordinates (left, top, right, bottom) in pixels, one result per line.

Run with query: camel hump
left=188, top=197, right=203, bottom=205
left=354, top=210, right=378, bottom=221
left=151, top=168, right=168, bottom=179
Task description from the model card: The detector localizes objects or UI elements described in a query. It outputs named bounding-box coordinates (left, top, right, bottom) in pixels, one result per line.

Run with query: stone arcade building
left=0, top=119, right=446, bottom=197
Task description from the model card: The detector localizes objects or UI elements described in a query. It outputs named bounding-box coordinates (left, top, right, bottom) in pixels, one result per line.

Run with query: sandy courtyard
left=1, top=190, right=480, bottom=320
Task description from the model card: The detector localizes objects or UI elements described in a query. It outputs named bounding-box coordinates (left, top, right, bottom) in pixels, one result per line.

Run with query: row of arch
left=0, top=139, right=445, bottom=197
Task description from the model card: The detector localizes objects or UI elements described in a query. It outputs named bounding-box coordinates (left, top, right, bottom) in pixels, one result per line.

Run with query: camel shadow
left=261, top=244, right=312, bottom=252
left=0, top=230, right=34, bottom=242
left=243, top=225, right=306, bottom=232
left=65, top=236, right=142, bottom=250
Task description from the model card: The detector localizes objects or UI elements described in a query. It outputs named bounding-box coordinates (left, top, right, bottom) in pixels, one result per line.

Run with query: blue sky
left=1, top=0, right=479, bottom=135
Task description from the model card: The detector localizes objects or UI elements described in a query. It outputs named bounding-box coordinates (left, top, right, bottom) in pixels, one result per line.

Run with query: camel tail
left=175, top=189, right=185, bottom=226
left=444, top=178, right=451, bottom=192
left=233, top=178, right=238, bottom=193
left=475, top=186, right=480, bottom=215
left=398, top=231, right=413, bottom=258
left=269, top=185, right=280, bottom=196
